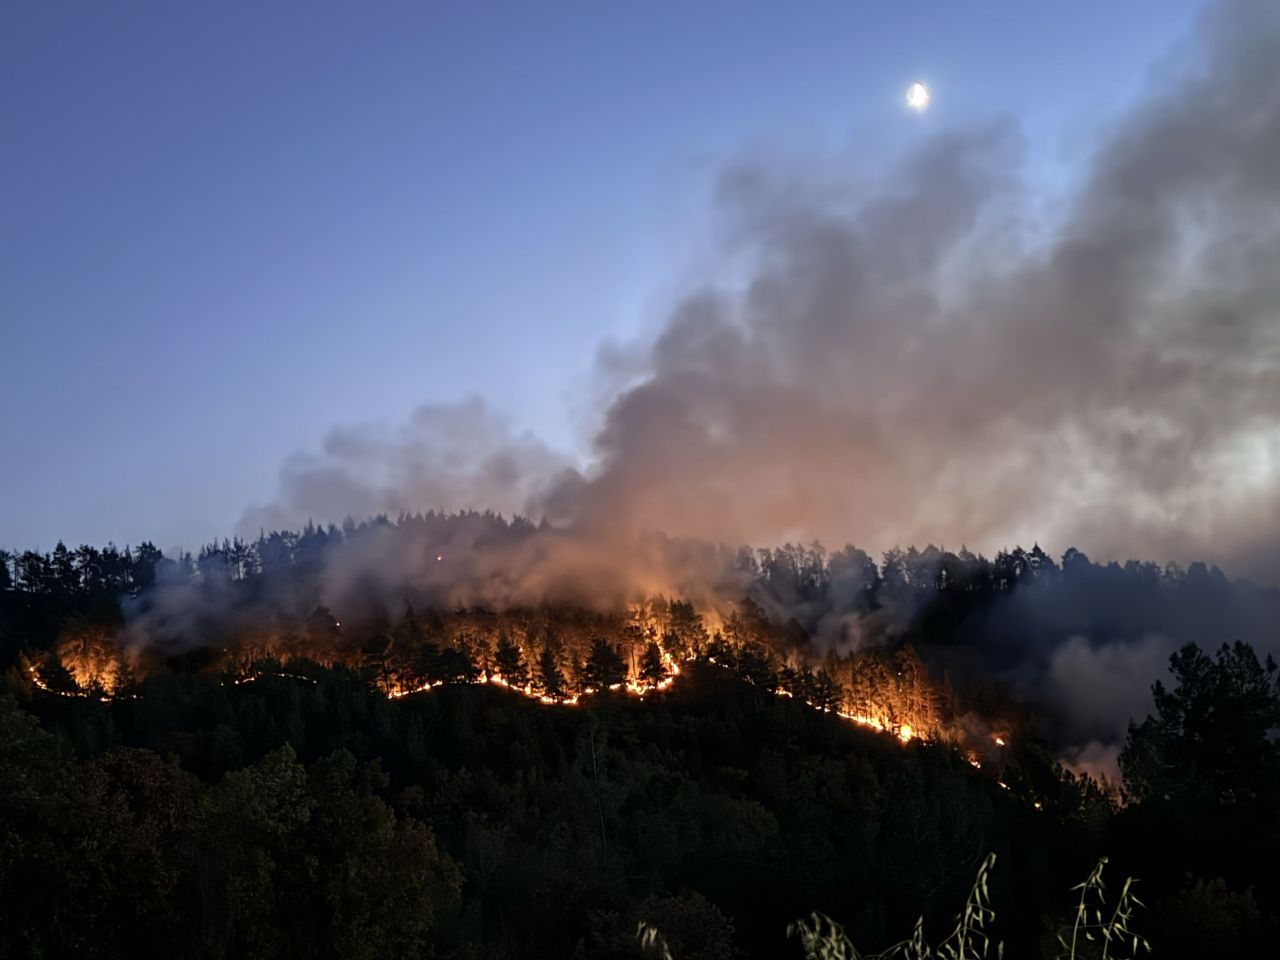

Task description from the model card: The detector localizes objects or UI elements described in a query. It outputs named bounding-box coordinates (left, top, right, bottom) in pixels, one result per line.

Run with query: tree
left=435, top=645, right=478, bottom=685
left=666, top=599, right=708, bottom=658
left=582, top=637, right=627, bottom=691
left=85, top=748, right=197, bottom=954
left=725, top=597, right=771, bottom=649
left=410, top=638, right=442, bottom=689
left=1121, top=641, right=1280, bottom=809
left=17, top=550, right=51, bottom=594
left=638, top=642, right=666, bottom=686
left=538, top=635, right=567, bottom=700
left=300, top=750, right=460, bottom=959
left=493, top=632, right=528, bottom=687
left=197, top=745, right=314, bottom=958
left=735, top=640, right=777, bottom=690
left=360, top=634, right=396, bottom=694
left=131, top=541, right=164, bottom=592
left=50, top=541, right=76, bottom=594
left=36, top=651, right=78, bottom=694
left=704, top=631, right=733, bottom=663
left=0, top=695, right=100, bottom=955
left=810, top=667, right=842, bottom=713
left=894, top=643, right=934, bottom=729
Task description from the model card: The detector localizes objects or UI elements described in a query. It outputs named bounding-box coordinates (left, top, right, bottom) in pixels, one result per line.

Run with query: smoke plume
left=247, top=0, right=1280, bottom=587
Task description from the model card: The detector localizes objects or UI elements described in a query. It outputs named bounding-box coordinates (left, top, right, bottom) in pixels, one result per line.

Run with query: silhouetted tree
left=638, top=641, right=665, bottom=686
left=538, top=635, right=567, bottom=700
left=493, top=632, right=528, bottom=686
left=1121, top=641, right=1280, bottom=809
left=583, top=637, right=627, bottom=691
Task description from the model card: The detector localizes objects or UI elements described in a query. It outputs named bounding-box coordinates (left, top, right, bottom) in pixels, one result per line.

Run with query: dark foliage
left=2, top=519, right=1279, bottom=958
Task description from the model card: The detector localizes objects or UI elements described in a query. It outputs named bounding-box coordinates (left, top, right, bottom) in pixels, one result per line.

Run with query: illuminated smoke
left=248, top=0, right=1280, bottom=587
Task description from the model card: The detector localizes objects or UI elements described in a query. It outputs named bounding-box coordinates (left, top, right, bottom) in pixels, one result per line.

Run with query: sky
left=1, top=0, right=1207, bottom=554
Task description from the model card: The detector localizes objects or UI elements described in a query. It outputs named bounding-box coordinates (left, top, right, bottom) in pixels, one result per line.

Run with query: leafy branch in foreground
left=1057, top=857, right=1149, bottom=960
left=636, top=921, right=675, bottom=960
left=788, top=852, right=1001, bottom=960
left=640, top=854, right=1148, bottom=960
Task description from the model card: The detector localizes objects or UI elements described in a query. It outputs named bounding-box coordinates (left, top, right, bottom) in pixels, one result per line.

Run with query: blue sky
left=1, top=0, right=1202, bottom=552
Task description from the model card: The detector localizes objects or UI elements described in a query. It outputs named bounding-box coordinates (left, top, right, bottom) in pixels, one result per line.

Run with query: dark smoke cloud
left=1046, top=634, right=1174, bottom=744
left=1044, top=634, right=1176, bottom=781
left=249, top=0, right=1280, bottom=586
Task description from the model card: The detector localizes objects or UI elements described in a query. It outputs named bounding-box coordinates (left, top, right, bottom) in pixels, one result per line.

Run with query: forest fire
left=21, top=626, right=941, bottom=750
left=16, top=558, right=1032, bottom=763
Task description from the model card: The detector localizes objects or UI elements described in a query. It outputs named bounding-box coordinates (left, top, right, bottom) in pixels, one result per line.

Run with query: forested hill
left=2, top=515, right=1280, bottom=958
left=0, top=659, right=1125, bottom=958
left=3, top=512, right=1276, bottom=680
left=2, top=512, right=1277, bottom=755
left=4, top=646, right=1279, bottom=959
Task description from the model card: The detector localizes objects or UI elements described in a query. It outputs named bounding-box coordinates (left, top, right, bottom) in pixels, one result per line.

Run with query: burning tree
left=493, top=632, right=528, bottom=686
left=538, top=634, right=568, bottom=700
left=582, top=636, right=627, bottom=690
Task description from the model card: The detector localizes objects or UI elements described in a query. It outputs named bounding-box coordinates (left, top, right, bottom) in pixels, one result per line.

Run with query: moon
left=906, top=82, right=930, bottom=111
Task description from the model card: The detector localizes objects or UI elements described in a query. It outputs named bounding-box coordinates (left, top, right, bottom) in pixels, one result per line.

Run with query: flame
left=24, top=625, right=926, bottom=748
left=26, top=664, right=122, bottom=703
left=22, top=609, right=941, bottom=754
left=387, top=679, right=443, bottom=699
left=25, top=644, right=1070, bottom=810
left=233, top=670, right=318, bottom=687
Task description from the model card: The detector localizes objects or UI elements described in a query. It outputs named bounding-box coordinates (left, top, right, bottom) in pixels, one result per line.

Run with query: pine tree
left=538, top=635, right=567, bottom=700
left=811, top=667, right=842, bottom=712
left=638, top=641, right=666, bottom=686
left=493, top=632, right=528, bottom=687
left=583, top=636, right=627, bottom=691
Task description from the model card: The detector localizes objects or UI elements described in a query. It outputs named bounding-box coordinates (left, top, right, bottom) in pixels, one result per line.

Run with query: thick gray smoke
left=247, top=0, right=1280, bottom=586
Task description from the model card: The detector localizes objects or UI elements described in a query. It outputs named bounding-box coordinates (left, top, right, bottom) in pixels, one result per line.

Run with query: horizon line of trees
left=0, top=510, right=1247, bottom=605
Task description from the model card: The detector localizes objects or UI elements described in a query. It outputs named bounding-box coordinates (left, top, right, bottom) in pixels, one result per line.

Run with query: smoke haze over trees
left=4, top=515, right=1278, bottom=785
